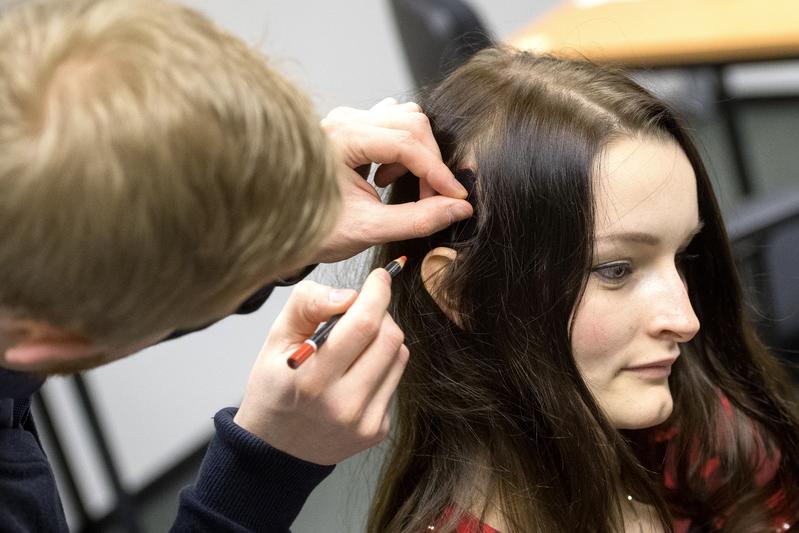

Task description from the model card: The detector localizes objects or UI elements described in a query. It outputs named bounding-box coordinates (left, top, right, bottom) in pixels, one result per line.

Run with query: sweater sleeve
left=171, top=407, right=334, bottom=533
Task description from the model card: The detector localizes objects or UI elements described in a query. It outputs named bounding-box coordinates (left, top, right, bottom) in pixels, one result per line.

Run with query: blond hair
left=0, top=0, right=340, bottom=344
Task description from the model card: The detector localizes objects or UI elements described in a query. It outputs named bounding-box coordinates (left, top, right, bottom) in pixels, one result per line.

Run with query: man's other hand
left=233, top=269, right=407, bottom=465
left=313, top=97, right=473, bottom=264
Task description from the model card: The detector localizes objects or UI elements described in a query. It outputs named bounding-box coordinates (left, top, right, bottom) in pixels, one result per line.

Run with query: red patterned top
left=441, top=395, right=791, bottom=532
left=439, top=505, right=499, bottom=533
left=657, top=394, right=789, bottom=532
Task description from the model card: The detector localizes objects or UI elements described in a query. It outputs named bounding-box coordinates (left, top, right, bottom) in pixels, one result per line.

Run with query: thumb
left=271, top=281, right=358, bottom=342
left=375, top=196, right=473, bottom=242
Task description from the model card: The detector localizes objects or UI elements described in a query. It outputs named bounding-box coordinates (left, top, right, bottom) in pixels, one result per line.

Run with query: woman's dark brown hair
left=369, top=47, right=799, bottom=532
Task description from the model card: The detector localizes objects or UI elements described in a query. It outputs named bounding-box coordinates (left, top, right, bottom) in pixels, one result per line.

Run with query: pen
left=286, top=256, right=407, bottom=369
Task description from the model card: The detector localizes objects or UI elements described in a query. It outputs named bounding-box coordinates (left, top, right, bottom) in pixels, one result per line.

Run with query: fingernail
left=328, top=289, right=353, bottom=303
left=374, top=268, right=392, bottom=284
left=449, top=202, right=473, bottom=221
left=455, top=182, right=469, bottom=198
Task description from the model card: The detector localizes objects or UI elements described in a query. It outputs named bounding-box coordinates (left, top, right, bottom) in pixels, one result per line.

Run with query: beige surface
left=509, top=0, right=799, bottom=67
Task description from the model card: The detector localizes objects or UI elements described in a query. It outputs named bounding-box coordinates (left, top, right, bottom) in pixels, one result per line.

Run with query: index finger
left=269, top=281, right=358, bottom=343
left=313, top=268, right=393, bottom=377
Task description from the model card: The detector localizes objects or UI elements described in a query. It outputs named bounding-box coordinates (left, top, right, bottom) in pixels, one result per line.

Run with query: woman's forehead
left=592, top=136, right=699, bottom=241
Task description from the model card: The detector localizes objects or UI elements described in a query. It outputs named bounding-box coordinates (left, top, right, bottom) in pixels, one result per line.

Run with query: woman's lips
left=623, top=357, right=678, bottom=379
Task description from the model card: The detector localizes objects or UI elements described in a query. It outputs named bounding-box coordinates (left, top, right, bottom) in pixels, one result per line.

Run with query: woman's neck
left=619, top=490, right=665, bottom=533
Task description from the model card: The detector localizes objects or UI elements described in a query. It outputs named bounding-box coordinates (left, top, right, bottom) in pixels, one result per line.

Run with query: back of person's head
left=370, top=47, right=799, bottom=532
left=0, top=0, right=338, bottom=362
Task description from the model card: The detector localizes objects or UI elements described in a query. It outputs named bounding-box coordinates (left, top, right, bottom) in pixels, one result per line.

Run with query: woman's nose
left=648, top=270, right=701, bottom=343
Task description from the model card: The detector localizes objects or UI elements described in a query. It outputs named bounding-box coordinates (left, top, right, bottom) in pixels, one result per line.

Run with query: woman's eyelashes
left=591, top=260, right=633, bottom=285
left=591, top=251, right=701, bottom=286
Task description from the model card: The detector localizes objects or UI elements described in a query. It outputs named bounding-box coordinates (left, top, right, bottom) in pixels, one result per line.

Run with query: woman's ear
left=421, top=246, right=462, bottom=327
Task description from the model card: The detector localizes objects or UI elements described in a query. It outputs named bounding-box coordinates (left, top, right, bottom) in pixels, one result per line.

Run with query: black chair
left=727, top=188, right=799, bottom=379
left=388, top=0, right=493, bottom=88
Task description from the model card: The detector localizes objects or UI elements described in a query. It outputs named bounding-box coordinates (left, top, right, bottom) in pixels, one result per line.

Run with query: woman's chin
left=609, top=387, right=674, bottom=430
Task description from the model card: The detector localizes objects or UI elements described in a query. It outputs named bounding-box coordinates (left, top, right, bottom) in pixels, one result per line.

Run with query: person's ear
left=420, top=246, right=462, bottom=327
left=1, top=319, right=94, bottom=372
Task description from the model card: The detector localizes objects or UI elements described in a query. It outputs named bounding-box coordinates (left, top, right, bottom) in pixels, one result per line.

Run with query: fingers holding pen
left=320, top=315, right=408, bottom=448
left=313, top=267, right=394, bottom=378
left=269, top=280, right=357, bottom=345
left=340, top=313, right=405, bottom=388
left=369, top=347, right=408, bottom=440
left=233, top=269, right=404, bottom=465
left=339, top=330, right=410, bottom=434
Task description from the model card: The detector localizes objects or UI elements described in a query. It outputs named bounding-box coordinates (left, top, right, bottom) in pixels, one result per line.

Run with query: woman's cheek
left=571, top=291, right=628, bottom=378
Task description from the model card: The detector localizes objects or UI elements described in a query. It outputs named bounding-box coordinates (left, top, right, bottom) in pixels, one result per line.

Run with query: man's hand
left=313, top=98, right=474, bottom=264
left=233, top=269, right=407, bottom=465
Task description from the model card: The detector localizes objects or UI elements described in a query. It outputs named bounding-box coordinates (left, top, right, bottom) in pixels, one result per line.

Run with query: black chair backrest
left=388, top=0, right=493, bottom=88
left=727, top=188, right=799, bottom=379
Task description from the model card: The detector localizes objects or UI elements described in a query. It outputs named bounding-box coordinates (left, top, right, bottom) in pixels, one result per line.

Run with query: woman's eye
left=592, top=262, right=633, bottom=283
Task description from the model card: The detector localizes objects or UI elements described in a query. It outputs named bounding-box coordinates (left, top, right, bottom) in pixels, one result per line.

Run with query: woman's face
left=571, top=135, right=701, bottom=430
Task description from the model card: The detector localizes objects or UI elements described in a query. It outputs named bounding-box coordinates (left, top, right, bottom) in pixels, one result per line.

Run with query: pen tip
left=397, top=256, right=407, bottom=267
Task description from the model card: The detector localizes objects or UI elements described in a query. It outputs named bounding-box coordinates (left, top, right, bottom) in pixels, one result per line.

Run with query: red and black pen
left=286, top=256, right=407, bottom=369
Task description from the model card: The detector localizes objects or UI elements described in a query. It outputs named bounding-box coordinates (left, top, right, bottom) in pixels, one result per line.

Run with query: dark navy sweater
left=0, top=275, right=334, bottom=532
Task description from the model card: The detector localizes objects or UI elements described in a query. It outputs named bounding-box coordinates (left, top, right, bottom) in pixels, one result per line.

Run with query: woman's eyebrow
left=596, top=220, right=705, bottom=247
left=596, top=231, right=660, bottom=246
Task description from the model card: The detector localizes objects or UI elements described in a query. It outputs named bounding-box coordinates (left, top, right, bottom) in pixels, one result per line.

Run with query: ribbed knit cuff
left=192, top=407, right=335, bottom=531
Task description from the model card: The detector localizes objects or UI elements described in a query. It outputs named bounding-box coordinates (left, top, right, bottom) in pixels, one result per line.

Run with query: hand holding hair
left=233, top=269, right=408, bottom=465
left=313, top=97, right=474, bottom=264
